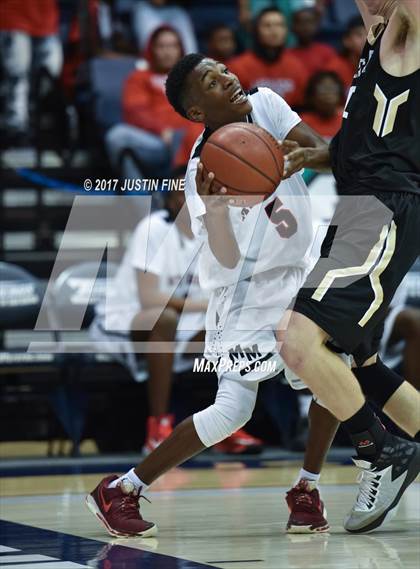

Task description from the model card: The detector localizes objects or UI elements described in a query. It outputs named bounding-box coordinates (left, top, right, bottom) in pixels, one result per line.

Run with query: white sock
left=108, top=468, right=149, bottom=492
left=294, top=468, right=320, bottom=486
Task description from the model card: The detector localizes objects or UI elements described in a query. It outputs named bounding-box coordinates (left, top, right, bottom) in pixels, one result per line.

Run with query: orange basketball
left=201, top=123, right=284, bottom=201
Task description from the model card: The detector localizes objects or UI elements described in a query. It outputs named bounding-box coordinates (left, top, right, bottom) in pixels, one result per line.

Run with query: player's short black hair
left=166, top=53, right=207, bottom=118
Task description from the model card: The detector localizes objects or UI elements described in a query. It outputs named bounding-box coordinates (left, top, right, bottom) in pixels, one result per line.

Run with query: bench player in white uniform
left=85, top=54, right=329, bottom=537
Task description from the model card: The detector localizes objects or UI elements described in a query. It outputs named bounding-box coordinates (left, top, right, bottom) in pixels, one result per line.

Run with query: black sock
left=343, top=402, right=386, bottom=460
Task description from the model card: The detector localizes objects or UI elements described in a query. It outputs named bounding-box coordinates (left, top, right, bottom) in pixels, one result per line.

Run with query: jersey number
left=265, top=198, right=297, bottom=238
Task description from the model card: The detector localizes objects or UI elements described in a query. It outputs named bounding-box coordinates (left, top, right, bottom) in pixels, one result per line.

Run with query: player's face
left=257, top=12, right=288, bottom=49
left=186, top=59, right=252, bottom=129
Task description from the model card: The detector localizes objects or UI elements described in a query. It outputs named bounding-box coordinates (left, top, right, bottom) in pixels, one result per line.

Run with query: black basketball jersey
left=329, top=24, right=420, bottom=196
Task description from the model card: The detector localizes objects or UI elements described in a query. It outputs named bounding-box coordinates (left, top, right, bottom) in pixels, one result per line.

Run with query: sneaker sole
left=85, top=494, right=158, bottom=538
left=286, top=523, right=330, bottom=534
left=286, top=507, right=330, bottom=534
left=345, top=444, right=420, bottom=534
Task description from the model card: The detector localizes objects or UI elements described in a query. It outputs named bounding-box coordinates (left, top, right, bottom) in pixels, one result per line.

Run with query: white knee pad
left=193, top=378, right=258, bottom=447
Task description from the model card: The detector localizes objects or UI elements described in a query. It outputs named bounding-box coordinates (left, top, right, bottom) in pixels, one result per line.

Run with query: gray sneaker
left=344, top=436, right=420, bottom=533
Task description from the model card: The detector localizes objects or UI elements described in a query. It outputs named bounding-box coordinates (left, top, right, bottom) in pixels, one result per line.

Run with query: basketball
left=200, top=122, right=284, bottom=201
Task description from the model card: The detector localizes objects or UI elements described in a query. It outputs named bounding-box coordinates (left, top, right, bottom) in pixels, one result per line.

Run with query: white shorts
left=204, top=266, right=306, bottom=382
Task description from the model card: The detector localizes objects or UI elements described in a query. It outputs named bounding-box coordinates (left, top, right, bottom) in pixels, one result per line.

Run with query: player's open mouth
left=230, top=88, right=247, bottom=105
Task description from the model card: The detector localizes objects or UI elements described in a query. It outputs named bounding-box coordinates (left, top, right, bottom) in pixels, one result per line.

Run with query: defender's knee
left=280, top=313, right=325, bottom=374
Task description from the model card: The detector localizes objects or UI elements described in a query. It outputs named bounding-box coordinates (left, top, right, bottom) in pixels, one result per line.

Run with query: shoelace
left=291, top=488, right=318, bottom=512
left=355, top=469, right=381, bottom=511
left=118, top=493, right=151, bottom=518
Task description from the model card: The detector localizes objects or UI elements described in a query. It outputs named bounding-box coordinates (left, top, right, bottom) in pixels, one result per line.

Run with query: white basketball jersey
left=185, top=87, right=314, bottom=291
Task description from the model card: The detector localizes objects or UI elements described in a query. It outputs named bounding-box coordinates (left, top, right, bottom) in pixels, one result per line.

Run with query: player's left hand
left=281, top=140, right=307, bottom=179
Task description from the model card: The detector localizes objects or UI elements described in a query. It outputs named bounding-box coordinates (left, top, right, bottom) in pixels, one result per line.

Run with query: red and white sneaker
left=286, top=479, right=329, bottom=533
left=142, top=414, right=174, bottom=455
left=214, top=429, right=263, bottom=454
left=86, top=475, right=157, bottom=537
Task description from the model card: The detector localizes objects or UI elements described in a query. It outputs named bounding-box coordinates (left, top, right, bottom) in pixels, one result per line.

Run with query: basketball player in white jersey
left=85, top=54, right=330, bottom=537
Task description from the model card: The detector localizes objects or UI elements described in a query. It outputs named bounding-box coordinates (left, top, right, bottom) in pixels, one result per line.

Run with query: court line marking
left=0, top=520, right=218, bottom=569
left=206, top=560, right=264, bottom=564
left=0, top=554, right=59, bottom=563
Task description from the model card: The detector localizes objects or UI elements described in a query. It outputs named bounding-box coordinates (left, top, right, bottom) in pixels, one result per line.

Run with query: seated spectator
left=238, top=0, right=322, bottom=35
left=325, top=16, right=366, bottom=91
left=105, top=26, right=202, bottom=213
left=206, top=24, right=237, bottom=64
left=229, top=7, right=309, bottom=107
left=289, top=7, right=337, bottom=75
left=0, top=0, right=63, bottom=144
left=132, top=0, right=198, bottom=54
left=300, top=71, right=344, bottom=140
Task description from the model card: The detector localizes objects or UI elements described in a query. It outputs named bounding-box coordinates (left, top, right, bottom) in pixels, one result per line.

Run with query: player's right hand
left=195, top=162, right=226, bottom=196
left=196, top=163, right=228, bottom=212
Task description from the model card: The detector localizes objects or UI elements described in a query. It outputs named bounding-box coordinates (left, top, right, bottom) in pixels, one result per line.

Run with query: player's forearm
left=204, top=208, right=241, bottom=269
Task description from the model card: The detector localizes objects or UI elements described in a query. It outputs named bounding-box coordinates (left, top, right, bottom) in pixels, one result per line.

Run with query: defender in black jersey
left=280, top=0, right=420, bottom=534
left=295, top=21, right=420, bottom=363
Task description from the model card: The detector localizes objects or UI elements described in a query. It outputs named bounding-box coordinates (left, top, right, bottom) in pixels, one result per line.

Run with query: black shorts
left=294, top=191, right=420, bottom=365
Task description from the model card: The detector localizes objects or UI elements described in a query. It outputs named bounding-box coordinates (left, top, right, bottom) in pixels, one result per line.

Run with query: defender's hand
left=282, top=140, right=307, bottom=179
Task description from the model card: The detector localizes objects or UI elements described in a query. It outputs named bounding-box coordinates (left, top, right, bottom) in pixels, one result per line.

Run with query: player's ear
left=187, top=105, right=204, bottom=123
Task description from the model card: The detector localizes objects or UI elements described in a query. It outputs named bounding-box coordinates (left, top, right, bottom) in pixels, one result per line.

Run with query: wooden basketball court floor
left=0, top=463, right=419, bottom=569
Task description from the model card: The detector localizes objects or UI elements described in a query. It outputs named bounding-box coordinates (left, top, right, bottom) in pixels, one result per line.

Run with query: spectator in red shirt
left=206, top=25, right=237, bottom=64
left=300, top=71, right=345, bottom=141
left=325, top=16, right=366, bottom=92
left=105, top=25, right=202, bottom=212
left=289, top=7, right=337, bottom=76
left=229, top=7, right=309, bottom=108
left=0, top=0, right=62, bottom=142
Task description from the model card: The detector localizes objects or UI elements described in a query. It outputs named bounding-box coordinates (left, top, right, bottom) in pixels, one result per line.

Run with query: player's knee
left=193, top=401, right=252, bottom=447
left=280, top=324, right=310, bottom=374
left=228, top=399, right=253, bottom=431
left=280, top=313, right=325, bottom=374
